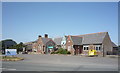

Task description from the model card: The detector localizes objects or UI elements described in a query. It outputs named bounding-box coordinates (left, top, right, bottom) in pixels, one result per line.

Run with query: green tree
left=1, top=39, right=17, bottom=54
left=9, top=42, right=26, bottom=53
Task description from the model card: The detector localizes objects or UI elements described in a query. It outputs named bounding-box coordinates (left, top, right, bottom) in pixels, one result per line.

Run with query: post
left=102, top=45, right=105, bottom=57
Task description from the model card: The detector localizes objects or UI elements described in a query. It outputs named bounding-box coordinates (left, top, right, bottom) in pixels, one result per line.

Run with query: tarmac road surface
left=2, top=54, right=118, bottom=71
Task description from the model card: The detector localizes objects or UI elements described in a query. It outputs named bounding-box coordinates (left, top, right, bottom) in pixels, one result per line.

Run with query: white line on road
left=7, top=69, right=16, bottom=71
left=0, top=68, right=16, bottom=71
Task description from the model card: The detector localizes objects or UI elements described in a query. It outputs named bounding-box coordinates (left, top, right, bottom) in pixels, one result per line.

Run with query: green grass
left=1, top=56, right=24, bottom=61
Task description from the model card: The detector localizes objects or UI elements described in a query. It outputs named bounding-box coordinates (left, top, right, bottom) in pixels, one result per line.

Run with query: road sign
left=5, top=49, right=17, bottom=56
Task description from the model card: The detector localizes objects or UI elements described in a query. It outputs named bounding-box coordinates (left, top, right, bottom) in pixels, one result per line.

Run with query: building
left=66, top=32, right=113, bottom=56
left=24, top=41, right=37, bottom=52
left=33, top=34, right=56, bottom=54
left=61, top=36, right=67, bottom=49
left=112, top=42, right=118, bottom=55
left=53, top=37, right=62, bottom=49
left=66, top=36, right=82, bottom=55
left=53, top=36, right=67, bottom=49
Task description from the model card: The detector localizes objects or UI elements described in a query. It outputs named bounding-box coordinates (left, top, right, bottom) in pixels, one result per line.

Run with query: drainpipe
left=102, top=44, right=105, bottom=57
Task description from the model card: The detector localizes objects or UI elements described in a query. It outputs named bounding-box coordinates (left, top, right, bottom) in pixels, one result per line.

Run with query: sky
left=2, top=2, right=118, bottom=45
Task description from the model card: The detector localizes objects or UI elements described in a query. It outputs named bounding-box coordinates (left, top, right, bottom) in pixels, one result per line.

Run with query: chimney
left=45, top=34, right=48, bottom=38
left=38, top=35, right=42, bottom=39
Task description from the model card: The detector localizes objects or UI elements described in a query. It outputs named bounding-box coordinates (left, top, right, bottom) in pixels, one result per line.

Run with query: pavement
left=1, top=54, right=118, bottom=71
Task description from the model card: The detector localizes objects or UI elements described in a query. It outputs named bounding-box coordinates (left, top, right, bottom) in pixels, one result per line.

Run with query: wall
left=61, top=36, right=66, bottom=49
left=66, top=36, right=74, bottom=55
left=82, top=44, right=102, bottom=56
left=34, top=37, right=44, bottom=54
left=102, top=32, right=113, bottom=56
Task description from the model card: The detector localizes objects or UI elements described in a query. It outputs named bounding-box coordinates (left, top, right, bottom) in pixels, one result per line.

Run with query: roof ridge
left=71, top=36, right=82, bottom=38
left=72, top=32, right=108, bottom=36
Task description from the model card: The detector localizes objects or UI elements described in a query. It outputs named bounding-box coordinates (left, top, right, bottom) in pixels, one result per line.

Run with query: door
left=47, top=46, right=53, bottom=54
left=79, top=45, right=83, bottom=54
left=74, top=45, right=79, bottom=55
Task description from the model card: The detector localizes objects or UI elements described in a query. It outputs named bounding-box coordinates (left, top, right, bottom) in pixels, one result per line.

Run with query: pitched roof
left=41, top=38, right=52, bottom=45
left=71, top=36, right=82, bottom=45
left=24, top=38, right=52, bottom=45
left=112, top=42, right=118, bottom=47
left=70, top=32, right=107, bottom=44
left=79, top=32, right=107, bottom=44
left=53, top=37, right=62, bottom=45
left=24, top=40, right=37, bottom=45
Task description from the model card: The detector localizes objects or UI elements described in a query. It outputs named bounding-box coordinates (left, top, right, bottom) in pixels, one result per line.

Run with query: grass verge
left=0, top=56, right=24, bottom=61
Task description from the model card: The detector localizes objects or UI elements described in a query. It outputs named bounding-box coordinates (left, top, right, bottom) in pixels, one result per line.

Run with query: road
left=2, top=54, right=118, bottom=71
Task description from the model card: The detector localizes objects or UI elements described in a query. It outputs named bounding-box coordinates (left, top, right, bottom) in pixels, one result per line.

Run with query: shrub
left=67, top=51, right=71, bottom=54
left=51, top=48, right=71, bottom=54
left=57, top=48, right=71, bottom=54
left=51, top=52, right=55, bottom=54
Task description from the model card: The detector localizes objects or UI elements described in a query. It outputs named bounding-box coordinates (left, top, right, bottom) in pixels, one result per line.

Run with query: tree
left=1, top=39, right=17, bottom=54
left=9, top=42, right=26, bottom=53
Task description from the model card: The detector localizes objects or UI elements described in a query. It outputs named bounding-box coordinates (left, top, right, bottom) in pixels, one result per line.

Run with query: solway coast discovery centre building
left=24, top=32, right=118, bottom=56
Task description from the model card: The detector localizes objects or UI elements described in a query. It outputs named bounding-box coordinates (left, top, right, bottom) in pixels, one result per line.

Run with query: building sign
left=48, top=46, right=53, bottom=48
left=5, top=49, right=17, bottom=56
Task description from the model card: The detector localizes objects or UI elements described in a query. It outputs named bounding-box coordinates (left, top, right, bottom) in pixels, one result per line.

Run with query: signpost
left=5, top=49, right=17, bottom=56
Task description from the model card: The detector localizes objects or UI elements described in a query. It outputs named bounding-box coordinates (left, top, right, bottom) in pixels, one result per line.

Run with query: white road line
left=0, top=68, right=16, bottom=71
left=7, top=69, right=16, bottom=71
left=0, top=68, right=6, bottom=69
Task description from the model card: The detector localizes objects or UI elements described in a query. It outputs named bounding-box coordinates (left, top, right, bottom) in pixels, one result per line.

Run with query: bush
left=58, top=48, right=67, bottom=54
left=67, top=51, right=71, bottom=54
left=51, top=48, right=71, bottom=54
left=51, top=52, right=55, bottom=54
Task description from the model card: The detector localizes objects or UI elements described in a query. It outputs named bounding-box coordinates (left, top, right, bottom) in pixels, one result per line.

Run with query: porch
left=73, top=45, right=83, bottom=55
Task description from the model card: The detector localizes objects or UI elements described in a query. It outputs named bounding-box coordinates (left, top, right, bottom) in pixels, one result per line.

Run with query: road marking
left=0, top=68, right=6, bottom=70
left=0, top=68, right=16, bottom=71
left=7, top=69, right=16, bottom=71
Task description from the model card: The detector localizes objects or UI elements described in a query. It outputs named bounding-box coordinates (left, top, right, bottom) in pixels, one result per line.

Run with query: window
left=99, top=47, right=101, bottom=50
left=68, top=46, right=71, bottom=51
left=87, top=47, right=88, bottom=50
left=84, top=47, right=86, bottom=50
left=96, top=46, right=101, bottom=51
left=83, top=46, right=89, bottom=50
left=96, top=47, right=98, bottom=50
left=38, top=44, right=41, bottom=49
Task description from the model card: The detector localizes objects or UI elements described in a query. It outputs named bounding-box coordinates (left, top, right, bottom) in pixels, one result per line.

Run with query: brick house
left=53, top=36, right=67, bottom=49
left=24, top=41, right=37, bottom=52
left=66, top=32, right=114, bottom=56
left=25, top=34, right=56, bottom=54
left=33, top=34, right=56, bottom=54
left=53, top=37, right=62, bottom=49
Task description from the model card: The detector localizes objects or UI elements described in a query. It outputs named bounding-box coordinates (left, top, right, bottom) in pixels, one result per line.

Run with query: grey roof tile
left=112, top=42, right=117, bottom=47
left=68, top=32, right=107, bottom=45
left=78, top=32, right=107, bottom=44
left=41, top=38, right=52, bottom=45
left=71, top=36, right=82, bottom=45
left=53, top=37, right=62, bottom=45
